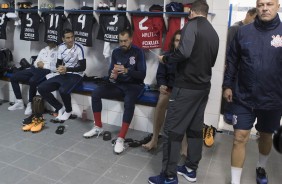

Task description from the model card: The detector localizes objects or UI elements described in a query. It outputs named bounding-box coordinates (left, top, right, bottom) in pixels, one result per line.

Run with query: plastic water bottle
left=82, top=110, right=87, bottom=121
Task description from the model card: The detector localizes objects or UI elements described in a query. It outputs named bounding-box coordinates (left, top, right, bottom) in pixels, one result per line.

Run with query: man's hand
left=114, top=64, right=128, bottom=74
left=57, top=65, right=67, bottom=74
left=37, top=61, right=44, bottom=68
left=223, top=88, right=233, bottom=102
left=159, top=85, right=168, bottom=94
left=110, top=69, right=118, bottom=79
left=158, top=55, right=164, bottom=64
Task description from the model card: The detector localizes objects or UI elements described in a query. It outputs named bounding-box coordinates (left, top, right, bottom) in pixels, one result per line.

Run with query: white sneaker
left=114, top=137, right=125, bottom=154
left=8, top=100, right=24, bottom=111
left=59, top=111, right=72, bottom=121
left=83, top=126, right=104, bottom=138
left=56, top=107, right=65, bottom=120
left=24, top=102, right=32, bottom=115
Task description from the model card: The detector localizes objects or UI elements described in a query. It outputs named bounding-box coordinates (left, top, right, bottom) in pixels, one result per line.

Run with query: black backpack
left=0, top=48, right=13, bottom=76
left=32, top=95, right=45, bottom=115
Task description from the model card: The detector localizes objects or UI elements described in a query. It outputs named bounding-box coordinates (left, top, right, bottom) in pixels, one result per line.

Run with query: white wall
left=0, top=0, right=230, bottom=132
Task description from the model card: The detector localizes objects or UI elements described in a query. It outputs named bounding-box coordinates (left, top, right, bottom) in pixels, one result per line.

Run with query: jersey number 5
left=26, top=14, right=33, bottom=27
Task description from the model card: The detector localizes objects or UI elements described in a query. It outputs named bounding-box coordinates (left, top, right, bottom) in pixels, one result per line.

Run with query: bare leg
left=143, top=92, right=170, bottom=150
left=180, top=133, right=188, bottom=157
left=231, top=129, right=251, bottom=167
left=258, top=132, right=272, bottom=155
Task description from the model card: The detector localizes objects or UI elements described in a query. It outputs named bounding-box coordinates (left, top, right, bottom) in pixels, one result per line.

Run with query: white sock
left=231, top=167, right=242, bottom=184
left=257, top=153, right=269, bottom=168
left=56, top=107, right=65, bottom=119
left=16, top=99, right=24, bottom=103
left=59, top=111, right=72, bottom=121
left=185, top=166, right=193, bottom=172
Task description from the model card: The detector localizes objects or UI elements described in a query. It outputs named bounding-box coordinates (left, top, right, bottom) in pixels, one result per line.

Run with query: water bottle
left=82, top=110, right=87, bottom=121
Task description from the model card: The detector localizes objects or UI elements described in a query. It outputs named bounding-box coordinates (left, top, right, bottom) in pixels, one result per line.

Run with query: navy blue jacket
left=156, top=62, right=176, bottom=88
left=110, top=44, right=146, bottom=84
left=157, top=51, right=176, bottom=88
left=223, top=15, right=282, bottom=110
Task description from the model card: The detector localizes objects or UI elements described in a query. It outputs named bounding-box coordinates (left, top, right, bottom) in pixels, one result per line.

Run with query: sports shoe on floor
left=22, top=117, right=37, bottom=131
left=177, top=165, right=197, bottom=182
left=59, top=111, right=72, bottom=121
left=114, top=137, right=125, bottom=154
left=204, top=126, right=215, bottom=147
left=148, top=172, right=178, bottom=184
left=8, top=100, right=24, bottom=111
left=22, top=114, right=34, bottom=125
left=56, top=107, right=65, bottom=120
left=31, top=116, right=45, bottom=133
left=256, top=167, right=268, bottom=184
left=83, top=126, right=104, bottom=138
left=24, top=102, right=32, bottom=115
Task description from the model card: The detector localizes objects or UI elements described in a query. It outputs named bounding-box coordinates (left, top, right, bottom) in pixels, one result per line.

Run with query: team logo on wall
left=271, top=35, right=282, bottom=48
left=129, top=56, right=136, bottom=65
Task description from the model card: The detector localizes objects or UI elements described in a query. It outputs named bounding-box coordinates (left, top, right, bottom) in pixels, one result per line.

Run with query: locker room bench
left=1, top=72, right=159, bottom=107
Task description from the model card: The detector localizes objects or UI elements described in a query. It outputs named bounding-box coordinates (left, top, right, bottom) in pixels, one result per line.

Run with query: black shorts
left=230, top=102, right=281, bottom=133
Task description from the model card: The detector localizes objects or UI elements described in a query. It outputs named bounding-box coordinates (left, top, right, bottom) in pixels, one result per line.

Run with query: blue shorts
left=230, top=103, right=281, bottom=133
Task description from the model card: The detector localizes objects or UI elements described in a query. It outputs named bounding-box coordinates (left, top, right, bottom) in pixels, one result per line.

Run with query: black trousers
left=10, top=67, right=50, bottom=102
left=38, top=73, right=82, bottom=112
left=91, top=83, right=144, bottom=123
left=162, top=87, right=210, bottom=177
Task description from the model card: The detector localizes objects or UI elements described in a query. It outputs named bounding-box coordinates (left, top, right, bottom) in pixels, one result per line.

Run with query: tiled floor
left=0, top=102, right=281, bottom=184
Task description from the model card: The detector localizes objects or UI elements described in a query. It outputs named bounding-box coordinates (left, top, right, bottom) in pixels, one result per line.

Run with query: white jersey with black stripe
left=58, top=42, right=85, bottom=76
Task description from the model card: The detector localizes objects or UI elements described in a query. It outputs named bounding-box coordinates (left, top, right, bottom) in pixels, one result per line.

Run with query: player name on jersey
left=132, top=16, right=164, bottom=49
left=97, top=14, right=130, bottom=43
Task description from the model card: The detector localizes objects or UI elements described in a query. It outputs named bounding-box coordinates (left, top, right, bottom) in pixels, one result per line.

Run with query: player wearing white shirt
left=38, top=29, right=86, bottom=121
left=8, top=42, right=58, bottom=116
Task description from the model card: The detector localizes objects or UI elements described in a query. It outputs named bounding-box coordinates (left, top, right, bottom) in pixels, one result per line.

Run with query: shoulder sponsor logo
left=271, top=35, right=282, bottom=48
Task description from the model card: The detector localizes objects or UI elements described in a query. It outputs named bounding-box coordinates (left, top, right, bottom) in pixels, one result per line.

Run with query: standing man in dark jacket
left=148, top=1, right=219, bottom=184
left=223, top=0, right=282, bottom=184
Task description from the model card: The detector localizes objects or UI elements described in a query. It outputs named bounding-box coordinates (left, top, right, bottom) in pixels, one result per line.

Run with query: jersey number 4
left=78, top=14, right=86, bottom=30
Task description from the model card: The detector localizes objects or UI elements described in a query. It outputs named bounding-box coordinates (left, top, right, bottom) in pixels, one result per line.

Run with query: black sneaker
left=256, top=167, right=268, bottom=184
left=22, top=114, right=34, bottom=125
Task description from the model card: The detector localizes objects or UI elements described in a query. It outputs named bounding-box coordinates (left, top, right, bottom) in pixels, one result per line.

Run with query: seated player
left=83, top=29, right=147, bottom=154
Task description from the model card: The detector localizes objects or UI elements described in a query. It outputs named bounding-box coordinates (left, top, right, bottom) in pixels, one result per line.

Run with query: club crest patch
left=271, top=35, right=282, bottom=48
left=129, top=56, right=136, bottom=65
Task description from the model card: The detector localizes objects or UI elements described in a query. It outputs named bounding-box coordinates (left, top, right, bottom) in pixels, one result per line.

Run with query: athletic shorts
left=230, top=102, right=281, bottom=133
